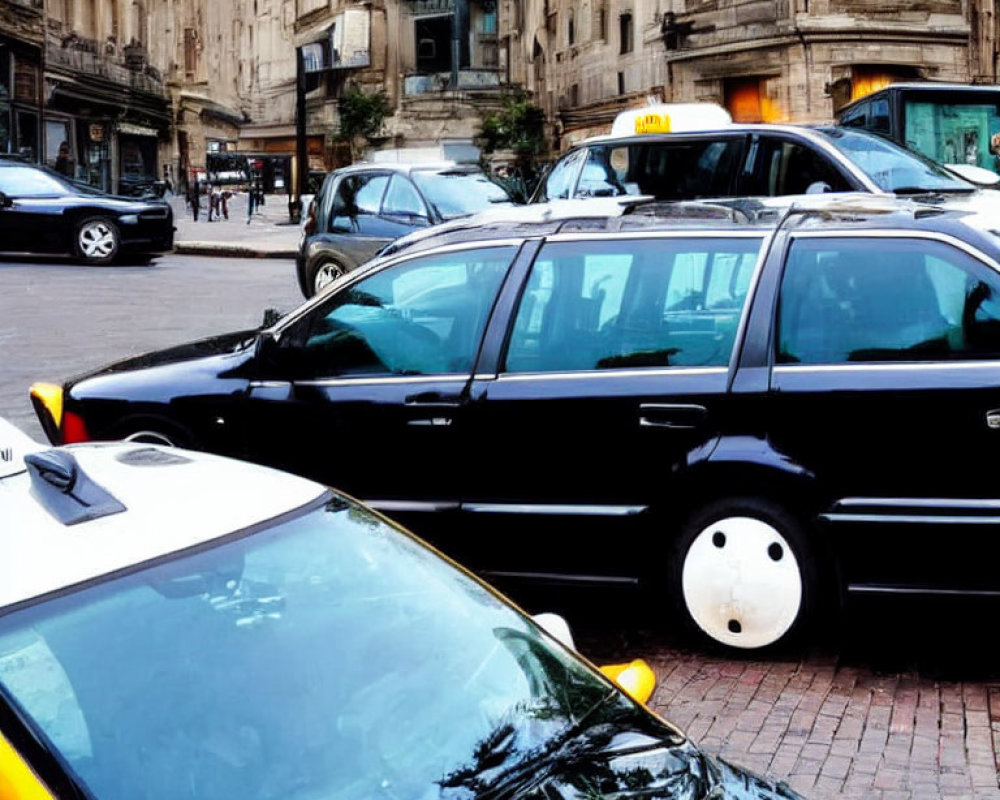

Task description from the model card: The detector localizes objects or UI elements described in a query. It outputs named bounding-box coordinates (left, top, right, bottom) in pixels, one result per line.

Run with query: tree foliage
left=479, top=91, right=546, bottom=159
left=337, top=85, right=391, bottom=144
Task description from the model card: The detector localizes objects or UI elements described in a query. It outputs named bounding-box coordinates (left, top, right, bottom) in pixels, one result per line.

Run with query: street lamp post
left=293, top=45, right=308, bottom=223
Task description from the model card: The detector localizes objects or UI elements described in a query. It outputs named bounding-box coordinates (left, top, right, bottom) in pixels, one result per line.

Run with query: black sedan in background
left=0, top=161, right=173, bottom=264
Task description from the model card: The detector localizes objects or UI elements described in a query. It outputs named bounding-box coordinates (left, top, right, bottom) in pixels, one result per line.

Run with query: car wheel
left=308, top=258, right=349, bottom=297
left=669, top=497, right=818, bottom=653
left=74, top=217, right=121, bottom=265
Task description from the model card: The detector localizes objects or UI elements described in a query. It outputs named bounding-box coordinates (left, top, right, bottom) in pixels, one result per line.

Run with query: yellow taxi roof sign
left=610, top=103, right=732, bottom=137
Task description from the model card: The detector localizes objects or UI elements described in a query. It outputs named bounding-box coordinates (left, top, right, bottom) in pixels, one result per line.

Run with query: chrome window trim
left=837, top=497, right=1000, bottom=509
left=848, top=584, right=1000, bottom=597
left=495, top=366, right=727, bottom=382
left=464, top=503, right=647, bottom=516
left=787, top=229, right=1000, bottom=274
left=540, top=230, right=768, bottom=244
left=365, top=500, right=460, bottom=512
left=822, top=512, right=1000, bottom=525
left=774, top=361, right=1000, bottom=374
left=292, top=375, right=470, bottom=388
left=483, top=570, right=640, bottom=586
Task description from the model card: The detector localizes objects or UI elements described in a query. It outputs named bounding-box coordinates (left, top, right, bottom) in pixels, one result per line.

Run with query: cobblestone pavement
left=3, top=254, right=1000, bottom=800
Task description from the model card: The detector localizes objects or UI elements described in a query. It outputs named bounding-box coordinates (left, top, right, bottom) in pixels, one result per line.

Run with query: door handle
left=405, top=391, right=462, bottom=407
left=639, top=403, right=707, bottom=429
left=986, top=410, right=1000, bottom=430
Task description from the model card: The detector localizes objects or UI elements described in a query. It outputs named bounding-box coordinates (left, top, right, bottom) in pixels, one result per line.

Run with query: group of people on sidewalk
left=186, top=181, right=234, bottom=222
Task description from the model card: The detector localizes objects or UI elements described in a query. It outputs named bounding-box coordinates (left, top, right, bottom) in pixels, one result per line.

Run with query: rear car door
left=243, top=244, right=519, bottom=512
left=768, top=230, right=1000, bottom=595
left=447, top=232, right=765, bottom=585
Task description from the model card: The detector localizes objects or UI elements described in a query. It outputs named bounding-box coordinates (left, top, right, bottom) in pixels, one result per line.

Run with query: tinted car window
left=330, top=173, right=389, bottom=230
left=777, top=237, right=1000, bottom=364
left=617, top=139, right=743, bottom=199
left=292, top=246, right=515, bottom=376
left=505, top=237, right=762, bottom=372
left=382, top=175, right=427, bottom=219
left=0, top=166, right=71, bottom=196
left=750, top=138, right=851, bottom=195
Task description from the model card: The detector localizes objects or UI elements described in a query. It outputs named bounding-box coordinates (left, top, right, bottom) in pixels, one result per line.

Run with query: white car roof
left=0, top=419, right=326, bottom=610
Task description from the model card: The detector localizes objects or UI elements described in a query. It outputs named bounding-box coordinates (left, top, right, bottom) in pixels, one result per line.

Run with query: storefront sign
left=89, top=124, right=104, bottom=143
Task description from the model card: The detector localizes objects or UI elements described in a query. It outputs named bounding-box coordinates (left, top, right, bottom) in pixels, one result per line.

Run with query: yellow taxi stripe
left=0, top=730, right=56, bottom=800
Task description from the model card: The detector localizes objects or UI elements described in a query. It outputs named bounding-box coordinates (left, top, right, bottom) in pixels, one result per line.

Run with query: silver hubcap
left=315, top=262, right=345, bottom=293
left=79, top=222, right=116, bottom=259
left=681, top=516, right=803, bottom=649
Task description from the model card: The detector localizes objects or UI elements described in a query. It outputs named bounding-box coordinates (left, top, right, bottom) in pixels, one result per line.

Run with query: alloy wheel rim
left=79, top=222, right=116, bottom=258
left=315, top=262, right=344, bottom=292
left=681, top=516, right=803, bottom=649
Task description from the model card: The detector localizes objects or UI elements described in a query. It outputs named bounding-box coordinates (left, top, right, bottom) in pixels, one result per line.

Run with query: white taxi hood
left=0, top=440, right=327, bottom=609
left=0, top=418, right=43, bottom=479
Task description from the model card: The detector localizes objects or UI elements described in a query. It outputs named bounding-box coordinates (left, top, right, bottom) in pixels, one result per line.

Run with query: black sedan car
left=298, top=160, right=513, bottom=297
left=0, top=161, right=173, bottom=264
left=30, top=195, right=1000, bottom=653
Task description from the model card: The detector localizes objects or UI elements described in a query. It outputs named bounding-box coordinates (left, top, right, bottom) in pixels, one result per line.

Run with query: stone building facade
left=1, top=0, right=170, bottom=194
left=505, top=0, right=995, bottom=149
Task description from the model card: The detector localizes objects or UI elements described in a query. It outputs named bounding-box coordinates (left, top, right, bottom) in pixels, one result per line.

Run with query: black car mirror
left=0, top=191, right=12, bottom=209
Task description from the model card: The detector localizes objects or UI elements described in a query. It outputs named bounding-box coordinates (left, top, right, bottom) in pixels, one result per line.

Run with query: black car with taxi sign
left=30, top=195, right=1000, bottom=653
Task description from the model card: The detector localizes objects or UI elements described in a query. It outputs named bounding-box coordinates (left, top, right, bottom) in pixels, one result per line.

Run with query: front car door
left=243, top=244, right=519, bottom=517
left=737, top=133, right=856, bottom=196
left=449, top=231, right=766, bottom=586
left=768, top=229, right=1000, bottom=595
left=0, top=166, right=69, bottom=254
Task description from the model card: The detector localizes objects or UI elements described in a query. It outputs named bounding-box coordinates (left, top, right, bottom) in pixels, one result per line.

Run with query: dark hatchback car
left=31, top=197, right=1000, bottom=653
left=297, top=160, right=514, bottom=297
left=0, top=161, right=174, bottom=264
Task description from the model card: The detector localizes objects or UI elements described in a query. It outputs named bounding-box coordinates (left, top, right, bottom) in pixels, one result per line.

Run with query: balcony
left=45, top=27, right=165, bottom=97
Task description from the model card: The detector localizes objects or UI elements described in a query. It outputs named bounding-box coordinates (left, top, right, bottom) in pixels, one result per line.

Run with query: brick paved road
left=3, top=254, right=1000, bottom=800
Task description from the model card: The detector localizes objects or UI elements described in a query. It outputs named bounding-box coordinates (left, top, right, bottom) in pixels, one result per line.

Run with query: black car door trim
left=463, top=503, right=647, bottom=516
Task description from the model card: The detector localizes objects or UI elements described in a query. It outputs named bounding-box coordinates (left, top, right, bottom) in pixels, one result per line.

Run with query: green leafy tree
left=337, top=85, right=392, bottom=161
left=479, top=90, right=547, bottom=201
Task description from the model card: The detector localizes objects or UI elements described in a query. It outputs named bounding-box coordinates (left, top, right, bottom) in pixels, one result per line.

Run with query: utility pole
left=294, top=44, right=308, bottom=222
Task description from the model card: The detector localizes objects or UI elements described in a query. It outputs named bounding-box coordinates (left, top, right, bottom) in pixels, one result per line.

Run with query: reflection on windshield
left=412, top=170, right=513, bottom=218
left=0, top=497, right=694, bottom=800
left=819, top=127, right=974, bottom=193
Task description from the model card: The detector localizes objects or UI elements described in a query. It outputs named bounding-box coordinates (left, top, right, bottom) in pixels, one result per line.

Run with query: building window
left=568, top=10, right=575, bottom=45
left=617, top=71, right=624, bottom=95
left=183, top=28, right=198, bottom=78
left=596, top=3, right=607, bottom=40
left=619, top=12, right=633, bottom=54
left=724, top=77, right=783, bottom=123
left=570, top=83, right=579, bottom=106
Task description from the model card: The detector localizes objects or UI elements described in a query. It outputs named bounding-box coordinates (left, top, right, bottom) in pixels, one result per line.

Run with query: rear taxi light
left=62, top=411, right=91, bottom=444
left=29, top=382, right=64, bottom=444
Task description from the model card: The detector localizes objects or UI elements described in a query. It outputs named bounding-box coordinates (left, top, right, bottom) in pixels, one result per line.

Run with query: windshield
left=818, top=127, right=974, bottom=193
left=412, top=169, right=513, bottom=218
left=0, top=165, right=74, bottom=197
left=0, top=496, right=697, bottom=800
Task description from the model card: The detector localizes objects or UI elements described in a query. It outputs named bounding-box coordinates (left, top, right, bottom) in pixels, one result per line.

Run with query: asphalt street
left=3, top=252, right=1000, bottom=799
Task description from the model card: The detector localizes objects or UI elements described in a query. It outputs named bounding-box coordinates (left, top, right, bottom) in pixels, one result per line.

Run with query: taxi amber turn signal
left=600, top=658, right=657, bottom=705
left=29, top=383, right=63, bottom=443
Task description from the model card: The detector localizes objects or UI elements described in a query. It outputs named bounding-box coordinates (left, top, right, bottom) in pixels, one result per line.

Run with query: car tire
left=668, top=497, right=819, bottom=653
left=74, top=217, right=121, bottom=265
left=308, top=258, right=349, bottom=297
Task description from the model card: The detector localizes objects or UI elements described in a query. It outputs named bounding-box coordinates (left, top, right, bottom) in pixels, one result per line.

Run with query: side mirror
left=0, top=191, right=11, bottom=209
left=944, top=163, right=1000, bottom=187
left=599, top=659, right=657, bottom=705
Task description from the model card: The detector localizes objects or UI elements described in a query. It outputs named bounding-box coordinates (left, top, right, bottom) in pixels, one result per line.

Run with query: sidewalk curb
left=174, top=242, right=297, bottom=259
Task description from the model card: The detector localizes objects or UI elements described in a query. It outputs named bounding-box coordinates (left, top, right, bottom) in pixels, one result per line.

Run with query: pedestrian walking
left=187, top=177, right=202, bottom=222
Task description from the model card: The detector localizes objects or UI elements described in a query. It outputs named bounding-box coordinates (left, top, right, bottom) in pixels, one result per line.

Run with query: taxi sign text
left=634, top=112, right=672, bottom=134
